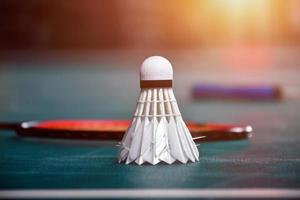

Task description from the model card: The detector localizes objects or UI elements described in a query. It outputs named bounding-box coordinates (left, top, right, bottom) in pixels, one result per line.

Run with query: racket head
left=16, top=120, right=252, bottom=141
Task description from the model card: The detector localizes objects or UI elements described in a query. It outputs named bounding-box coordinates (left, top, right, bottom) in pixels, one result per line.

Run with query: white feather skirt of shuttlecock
left=118, top=88, right=199, bottom=165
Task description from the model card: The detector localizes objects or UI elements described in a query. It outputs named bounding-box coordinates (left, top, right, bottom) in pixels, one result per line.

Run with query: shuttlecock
left=118, top=56, right=199, bottom=165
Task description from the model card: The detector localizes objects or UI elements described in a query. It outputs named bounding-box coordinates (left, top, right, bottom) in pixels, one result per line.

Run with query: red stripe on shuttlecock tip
left=140, top=80, right=172, bottom=88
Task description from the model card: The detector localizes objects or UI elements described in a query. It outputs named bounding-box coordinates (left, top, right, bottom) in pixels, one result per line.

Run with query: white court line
left=0, top=189, right=300, bottom=199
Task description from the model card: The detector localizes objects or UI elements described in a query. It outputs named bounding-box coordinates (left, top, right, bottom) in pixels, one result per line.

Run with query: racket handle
left=0, top=122, right=21, bottom=130
left=192, top=84, right=282, bottom=101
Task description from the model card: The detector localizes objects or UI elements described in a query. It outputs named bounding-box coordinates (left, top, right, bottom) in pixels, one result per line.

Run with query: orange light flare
left=206, top=0, right=275, bottom=71
left=224, top=43, right=274, bottom=71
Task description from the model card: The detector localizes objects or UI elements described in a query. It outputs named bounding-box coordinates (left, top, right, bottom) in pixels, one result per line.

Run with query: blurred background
left=0, top=0, right=300, bottom=51
left=2, top=1, right=300, bottom=192
left=0, top=0, right=300, bottom=122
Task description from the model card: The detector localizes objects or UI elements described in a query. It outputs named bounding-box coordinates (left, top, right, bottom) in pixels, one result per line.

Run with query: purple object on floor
left=192, top=84, right=282, bottom=101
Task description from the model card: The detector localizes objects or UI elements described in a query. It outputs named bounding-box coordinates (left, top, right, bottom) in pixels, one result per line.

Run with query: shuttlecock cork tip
left=140, top=56, right=173, bottom=81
